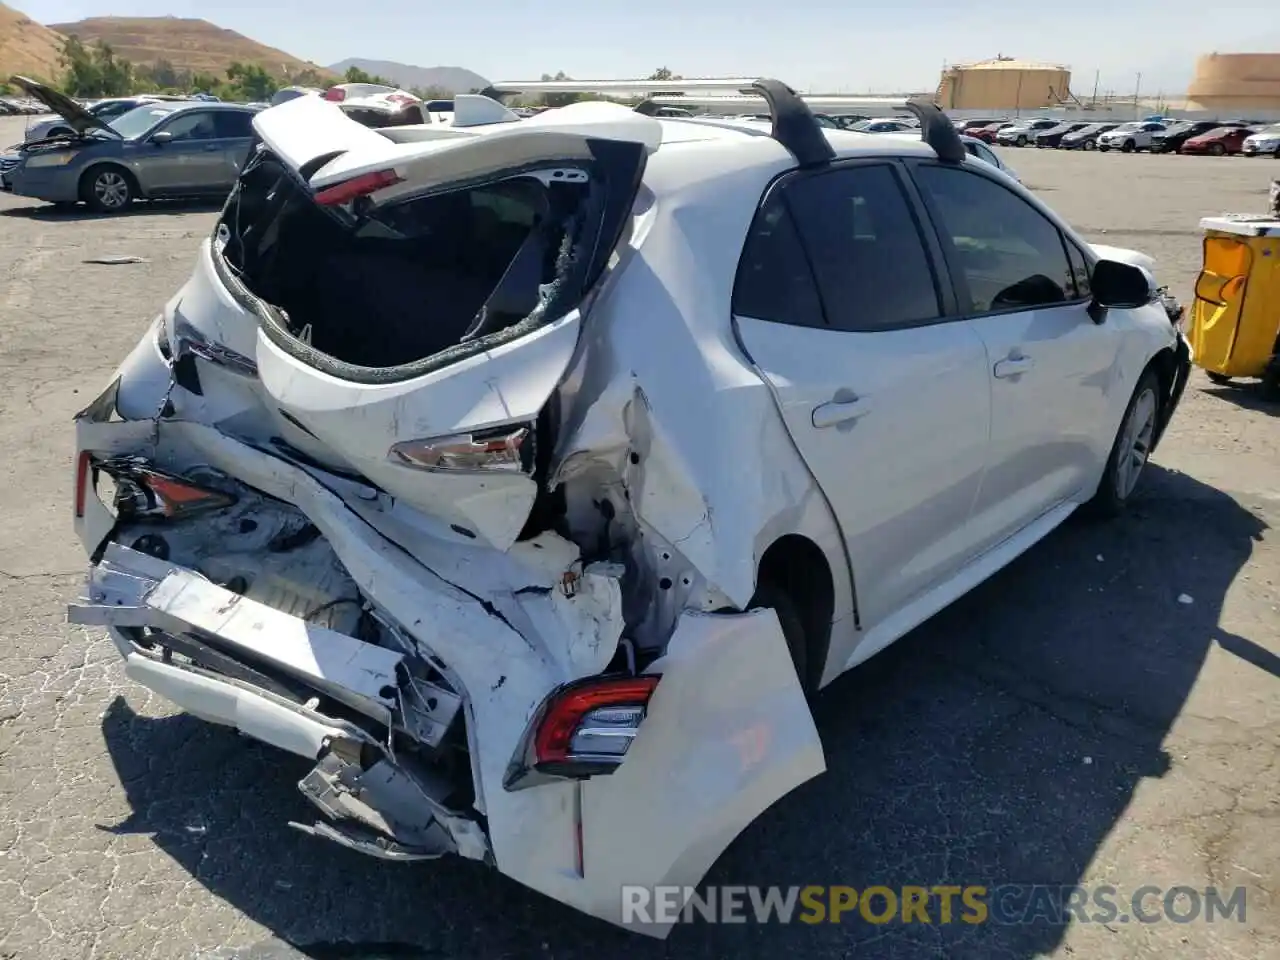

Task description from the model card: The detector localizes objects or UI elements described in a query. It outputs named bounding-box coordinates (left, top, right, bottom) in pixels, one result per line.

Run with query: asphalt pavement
left=0, top=116, right=1276, bottom=959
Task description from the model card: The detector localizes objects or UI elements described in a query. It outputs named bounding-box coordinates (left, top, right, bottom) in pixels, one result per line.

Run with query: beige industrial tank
left=1187, top=53, right=1280, bottom=112
left=936, top=58, right=1072, bottom=111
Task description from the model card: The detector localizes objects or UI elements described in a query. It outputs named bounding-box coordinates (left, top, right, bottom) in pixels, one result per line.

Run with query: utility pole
left=1092, top=69, right=1099, bottom=106
left=1134, top=72, right=1142, bottom=119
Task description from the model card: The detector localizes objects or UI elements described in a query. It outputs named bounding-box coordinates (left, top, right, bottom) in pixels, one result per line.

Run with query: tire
left=1098, top=144, right=1109, bottom=152
left=748, top=579, right=812, bottom=698
left=1273, top=147, right=1280, bottom=159
left=1084, top=140, right=1097, bottom=151
left=81, top=166, right=135, bottom=213
left=1205, top=371, right=1232, bottom=385
left=1210, top=143, right=1225, bottom=156
left=1087, top=369, right=1162, bottom=518
left=1121, top=139, right=1136, bottom=153
left=1016, top=135, right=1027, bottom=147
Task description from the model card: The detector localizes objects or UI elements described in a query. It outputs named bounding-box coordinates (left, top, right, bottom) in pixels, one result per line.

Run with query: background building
left=936, top=57, right=1074, bottom=110
left=1187, top=53, right=1280, bottom=112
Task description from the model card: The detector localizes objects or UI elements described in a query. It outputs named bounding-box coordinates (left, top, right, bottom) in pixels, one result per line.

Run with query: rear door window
left=782, top=163, right=943, bottom=331
left=214, top=111, right=255, bottom=139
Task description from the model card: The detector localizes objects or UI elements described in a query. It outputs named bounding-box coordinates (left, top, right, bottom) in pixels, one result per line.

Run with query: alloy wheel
left=93, top=171, right=130, bottom=210
left=1115, top=387, right=1157, bottom=499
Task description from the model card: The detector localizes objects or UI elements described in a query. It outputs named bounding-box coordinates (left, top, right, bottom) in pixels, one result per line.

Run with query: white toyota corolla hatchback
left=69, top=80, right=1190, bottom=937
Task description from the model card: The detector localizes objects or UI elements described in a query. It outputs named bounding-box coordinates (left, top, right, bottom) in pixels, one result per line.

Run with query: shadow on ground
left=0, top=197, right=223, bottom=221
left=100, top=465, right=1267, bottom=960
left=1202, top=383, right=1279, bottom=415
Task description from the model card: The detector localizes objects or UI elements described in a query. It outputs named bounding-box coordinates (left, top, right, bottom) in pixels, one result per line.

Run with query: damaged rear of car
left=69, top=92, right=825, bottom=936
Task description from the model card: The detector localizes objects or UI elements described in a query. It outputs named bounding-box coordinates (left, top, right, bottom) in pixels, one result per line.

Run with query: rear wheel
left=1210, top=143, right=1226, bottom=156
left=1016, top=135, right=1027, bottom=147
left=1087, top=369, right=1161, bottom=518
left=81, top=166, right=134, bottom=213
left=1084, top=140, right=1097, bottom=151
left=1121, top=139, right=1136, bottom=153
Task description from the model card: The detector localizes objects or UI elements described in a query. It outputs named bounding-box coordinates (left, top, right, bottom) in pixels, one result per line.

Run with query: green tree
left=223, top=62, right=279, bottom=101
left=344, top=65, right=394, bottom=86
left=290, top=68, right=325, bottom=88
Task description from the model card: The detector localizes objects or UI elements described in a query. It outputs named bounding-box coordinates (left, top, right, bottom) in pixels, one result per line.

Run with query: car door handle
left=811, top=396, right=871, bottom=429
left=993, top=355, right=1035, bottom=379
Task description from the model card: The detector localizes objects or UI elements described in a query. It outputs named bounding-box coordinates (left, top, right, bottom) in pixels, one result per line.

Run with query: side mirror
left=150, top=130, right=173, bottom=145
left=1091, top=259, right=1155, bottom=310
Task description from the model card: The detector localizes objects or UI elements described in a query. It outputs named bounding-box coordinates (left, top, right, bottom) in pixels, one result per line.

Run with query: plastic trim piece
left=903, top=98, right=966, bottom=164
left=748, top=78, right=836, bottom=168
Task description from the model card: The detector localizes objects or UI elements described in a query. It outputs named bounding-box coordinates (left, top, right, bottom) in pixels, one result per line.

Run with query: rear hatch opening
left=215, top=146, right=607, bottom=376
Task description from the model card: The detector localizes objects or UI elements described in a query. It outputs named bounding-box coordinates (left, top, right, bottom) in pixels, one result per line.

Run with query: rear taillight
left=506, top=675, right=660, bottom=787
left=322, top=86, right=346, bottom=102
left=388, top=424, right=531, bottom=473
left=110, top=466, right=236, bottom=521
left=313, top=168, right=404, bottom=206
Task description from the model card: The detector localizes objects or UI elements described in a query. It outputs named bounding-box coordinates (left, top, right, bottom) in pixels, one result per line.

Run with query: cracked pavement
left=0, top=117, right=1276, bottom=959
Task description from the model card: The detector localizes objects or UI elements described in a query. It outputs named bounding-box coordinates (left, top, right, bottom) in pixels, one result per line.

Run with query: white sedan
left=70, top=82, right=1190, bottom=937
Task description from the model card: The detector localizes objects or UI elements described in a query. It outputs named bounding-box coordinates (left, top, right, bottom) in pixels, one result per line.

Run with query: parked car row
left=0, top=95, right=46, bottom=115
left=956, top=116, right=1280, bottom=157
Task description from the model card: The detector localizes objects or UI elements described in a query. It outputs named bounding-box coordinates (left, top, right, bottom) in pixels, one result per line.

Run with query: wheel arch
left=753, top=532, right=837, bottom=693
left=79, top=161, right=142, bottom=201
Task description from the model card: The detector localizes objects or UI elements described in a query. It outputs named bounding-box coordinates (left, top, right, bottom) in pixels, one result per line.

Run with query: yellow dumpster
left=1189, top=215, right=1280, bottom=396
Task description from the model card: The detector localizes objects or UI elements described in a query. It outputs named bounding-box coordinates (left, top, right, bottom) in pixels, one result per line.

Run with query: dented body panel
left=68, top=93, right=1187, bottom=938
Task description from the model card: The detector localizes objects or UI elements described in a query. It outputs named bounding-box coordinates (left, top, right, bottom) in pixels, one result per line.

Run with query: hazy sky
left=19, top=0, right=1280, bottom=96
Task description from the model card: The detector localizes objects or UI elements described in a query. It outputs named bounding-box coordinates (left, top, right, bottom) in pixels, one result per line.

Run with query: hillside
left=328, top=58, right=488, bottom=93
left=47, top=16, right=333, bottom=80
left=0, top=2, right=65, bottom=82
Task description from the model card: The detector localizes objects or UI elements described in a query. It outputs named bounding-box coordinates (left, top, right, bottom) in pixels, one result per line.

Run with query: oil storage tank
left=937, top=57, right=1072, bottom=110
left=1187, top=53, right=1280, bottom=113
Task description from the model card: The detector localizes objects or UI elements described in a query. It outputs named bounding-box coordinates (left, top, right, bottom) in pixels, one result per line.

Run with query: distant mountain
left=0, top=2, right=65, bottom=82
left=48, top=16, right=334, bottom=80
left=328, top=58, right=489, bottom=94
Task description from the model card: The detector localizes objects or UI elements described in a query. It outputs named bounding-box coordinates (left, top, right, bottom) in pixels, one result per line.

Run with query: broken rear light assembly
left=504, top=674, right=660, bottom=789
left=313, top=169, right=404, bottom=206
left=388, top=424, right=533, bottom=474
left=94, top=461, right=237, bottom=522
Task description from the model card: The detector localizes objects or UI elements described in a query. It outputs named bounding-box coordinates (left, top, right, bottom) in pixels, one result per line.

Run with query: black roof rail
left=634, top=79, right=835, bottom=167
left=902, top=98, right=966, bottom=163
left=749, top=78, right=835, bottom=167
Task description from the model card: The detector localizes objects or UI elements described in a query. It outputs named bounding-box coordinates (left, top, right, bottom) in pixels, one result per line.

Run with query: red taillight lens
left=313, top=168, right=404, bottom=206
left=533, top=675, right=660, bottom=766
left=112, top=467, right=236, bottom=521
left=388, top=425, right=530, bottom=473
left=322, top=86, right=346, bottom=102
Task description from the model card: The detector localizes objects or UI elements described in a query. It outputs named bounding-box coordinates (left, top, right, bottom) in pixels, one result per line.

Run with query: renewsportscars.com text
left=621, top=884, right=1248, bottom=926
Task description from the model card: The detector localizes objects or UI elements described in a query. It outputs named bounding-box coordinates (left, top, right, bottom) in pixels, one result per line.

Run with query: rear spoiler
left=488, top=76, right=964, bottom=168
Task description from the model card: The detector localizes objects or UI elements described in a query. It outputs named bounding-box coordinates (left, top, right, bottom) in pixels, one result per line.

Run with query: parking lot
left=0, top=112, right=1277, bottom=960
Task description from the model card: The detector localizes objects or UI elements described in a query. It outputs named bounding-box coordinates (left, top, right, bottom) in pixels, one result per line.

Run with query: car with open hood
left=68, top=79, right=1190, bottom=938
left=2, top=77, right=260, bottom=212
left=22, top=94, right=181, bottom=142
